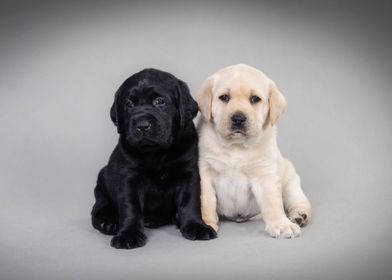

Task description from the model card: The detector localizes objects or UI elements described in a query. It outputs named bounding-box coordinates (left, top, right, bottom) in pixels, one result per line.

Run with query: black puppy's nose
left=231, top=113, right=247, bottom=126
left=136, top=120, right=151, bottom=132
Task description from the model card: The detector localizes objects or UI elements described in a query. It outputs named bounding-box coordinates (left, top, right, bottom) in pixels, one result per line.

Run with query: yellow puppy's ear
left=268, top=80, right=287, bottom=125
left=196, top=77, right=214, bottom=122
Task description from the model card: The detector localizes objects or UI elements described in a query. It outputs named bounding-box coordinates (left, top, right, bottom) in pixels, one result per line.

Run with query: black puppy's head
left=110, top=69, right=198, bottom=151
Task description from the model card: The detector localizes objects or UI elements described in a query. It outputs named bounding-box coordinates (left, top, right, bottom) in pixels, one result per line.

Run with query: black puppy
left=91, top=69, right=217, bottom=249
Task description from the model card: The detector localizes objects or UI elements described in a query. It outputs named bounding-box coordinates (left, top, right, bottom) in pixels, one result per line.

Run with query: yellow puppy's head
left=197, top=64, right=286, bottom=144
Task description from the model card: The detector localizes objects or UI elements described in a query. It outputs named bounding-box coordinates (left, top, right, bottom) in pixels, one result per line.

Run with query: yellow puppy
left=197, top=64, right=312, bottom=238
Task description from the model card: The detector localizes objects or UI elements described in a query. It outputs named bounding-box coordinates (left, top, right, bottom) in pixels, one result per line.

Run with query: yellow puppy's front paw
left=203, top=220, right=219, bottom=232
left=265, top=219, right=301, bottom=238
left=208, top=222, right=219, bottom=232
left=202, top=213, right=219, bottom=232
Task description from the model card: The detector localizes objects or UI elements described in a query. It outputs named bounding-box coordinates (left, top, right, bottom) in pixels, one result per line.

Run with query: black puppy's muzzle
left=132, top=115, right=156, bottom=137
left=135, top=119, right=152, bottom=133
left=128, top=109, right=169, bottom=143
left=125, top=106, right=173, bottom=150
left=230, top=112, right=247, bottom=133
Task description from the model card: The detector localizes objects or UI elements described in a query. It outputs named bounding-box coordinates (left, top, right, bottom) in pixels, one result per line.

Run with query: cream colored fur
left=197, top=64, right=312, bottom=238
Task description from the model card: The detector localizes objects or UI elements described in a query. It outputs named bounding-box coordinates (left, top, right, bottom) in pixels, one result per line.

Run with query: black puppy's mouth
left=126, top=126, right=172, bottom=150
left=128, top=131, right=159, bottom=142
left=138, top=139, right=163, bottom=150
left=125, top=135, right=161, bottom=150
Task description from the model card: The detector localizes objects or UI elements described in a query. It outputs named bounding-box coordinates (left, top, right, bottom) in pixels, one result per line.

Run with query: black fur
left=91, top=69, right=216, bottom=249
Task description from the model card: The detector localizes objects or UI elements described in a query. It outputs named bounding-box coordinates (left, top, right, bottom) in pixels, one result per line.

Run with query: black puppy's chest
left=142, top=168, right=179, bottom=227
left=138, top=156, right=180, bottom=185
left=143, top=166, right=180, bottom=194
left=149, top=168, right=170, bottom=183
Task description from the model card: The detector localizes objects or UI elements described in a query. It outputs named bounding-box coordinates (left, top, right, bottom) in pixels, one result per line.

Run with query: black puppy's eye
left=250, top=95, right=261, bottom=104
left=126, top=99, right=134, bottom=108
left=219, top=94, right=230, bottom=103
left=153, top=97, right=165, bottom=106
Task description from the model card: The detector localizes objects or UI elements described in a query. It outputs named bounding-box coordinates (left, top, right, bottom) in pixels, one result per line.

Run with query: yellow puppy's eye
left=250, top=96, right=261, bottom=104
left=219, top=94, right=230, bottom=102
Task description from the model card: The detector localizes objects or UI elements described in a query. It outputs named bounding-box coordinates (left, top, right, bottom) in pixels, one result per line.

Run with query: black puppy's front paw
left=110, top=229, right=147, bottom=249
left=92, top=211, right=119, bottom=235
left=181, top=222, right=217, bottom=240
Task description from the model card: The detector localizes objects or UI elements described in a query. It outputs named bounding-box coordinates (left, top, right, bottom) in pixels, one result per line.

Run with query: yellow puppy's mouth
left=229, top=130, right=247, bottom=138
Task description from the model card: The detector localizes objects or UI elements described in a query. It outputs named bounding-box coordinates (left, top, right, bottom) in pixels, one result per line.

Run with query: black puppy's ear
left=110, top=89, right=122, bottom=133
left=176, top=79, right=198, bottom=127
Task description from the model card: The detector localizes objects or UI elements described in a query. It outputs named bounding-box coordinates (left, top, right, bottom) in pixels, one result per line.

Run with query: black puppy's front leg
left=110, top=178, right=147, bottom=249
left=175, top=171, right=217, bottom=240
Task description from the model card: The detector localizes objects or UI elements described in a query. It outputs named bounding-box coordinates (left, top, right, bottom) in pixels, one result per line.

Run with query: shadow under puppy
left=91, top=69, right=217, bottom=249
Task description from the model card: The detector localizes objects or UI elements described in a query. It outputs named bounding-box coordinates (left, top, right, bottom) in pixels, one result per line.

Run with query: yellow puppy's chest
left=208, top=154, right=261, bottom=221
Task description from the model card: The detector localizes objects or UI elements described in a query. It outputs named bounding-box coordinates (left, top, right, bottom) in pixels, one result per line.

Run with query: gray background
left=1, top=1, right=391, bottom=279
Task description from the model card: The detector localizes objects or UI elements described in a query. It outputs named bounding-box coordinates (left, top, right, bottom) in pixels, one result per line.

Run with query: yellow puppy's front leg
left=250, top=175, right=301, bottom=238
left=200, top=165, right=219, bottom=232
